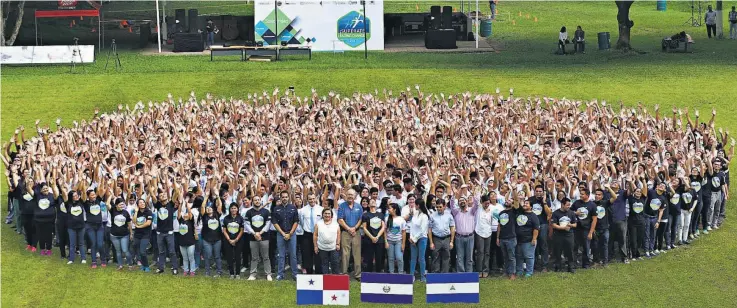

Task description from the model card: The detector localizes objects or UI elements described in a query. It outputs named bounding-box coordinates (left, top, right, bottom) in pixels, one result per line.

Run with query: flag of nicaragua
left=426, top=273, right=480, bottom=303
left=360, top=273, right=414, bottom=304
left=296, top=274, right=350, bottom=305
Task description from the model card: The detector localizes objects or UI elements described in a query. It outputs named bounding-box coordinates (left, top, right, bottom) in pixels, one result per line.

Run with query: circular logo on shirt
left=89, top=204, right=101, bottom=216
left=633, top=202, right=644, bottom=214
left=532, top=203, right=543, bottom=216
left=207, top=219, right=219, bottom=230
left=702, top=178, right=708, bottom=186
left=577, top=208, right=589, bottom=220
left=70, top=206, right=83, bottom=217
left=179, top=223, right=189, bottom=235
left=691, top=181, right=701, bottom=192
left=136, top=216, right=146, bottom=226
left=251, top=215, right=264, bottom=228
left=711, top=177, right=721, bottom=188
left=683, top=193, right=693, bottom=204
left=38, top=199, right=50, bottom=210
left=227, top=221, right=240, bottom=234
left=559, top=216, right=571, bottom=228
left=516, top=214, right=528, bottom=226
left=60, top=203, right=67, bottom=213
left=499, top=213, right=510, bottom=225
left=390, top=225, right=401, bottom=235
left=114, top=214, right=126, bottom=227
left=649, top=198, right=662, bottom=211
left=158, top=208, right=169, bottom=220
left=597, top=206, right=606, bottom=218
left=369, top=217, right=382, bottom=230
left=670, top=194, right=681, bottom=205
left=23, top=193, right=33, bottom=201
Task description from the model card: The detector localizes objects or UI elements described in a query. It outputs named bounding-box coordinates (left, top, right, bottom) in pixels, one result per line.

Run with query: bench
left=662, top=38, right=694, bottom=53
left=210, top=46, right=245, bottom=61
left=278, top=47, right=312, bottom=60
left=209, top=45, right=311, bottom=61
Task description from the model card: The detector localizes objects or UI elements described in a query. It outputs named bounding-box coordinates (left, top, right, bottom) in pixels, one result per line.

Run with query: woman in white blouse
left=314, top=208, right=341, bottom=274
left=408, top=199, right=430, bottom=282
left=559, top=26, right=569, bottom=54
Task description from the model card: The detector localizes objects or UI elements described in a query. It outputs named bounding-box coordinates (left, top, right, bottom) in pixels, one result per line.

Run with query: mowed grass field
left=2, top=1, right=737, bottom=307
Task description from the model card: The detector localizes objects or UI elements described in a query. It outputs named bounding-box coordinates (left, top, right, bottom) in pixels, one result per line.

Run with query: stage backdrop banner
left=1, top=45, right=95, bottom=65
left=254, top=0, right=384, bottom=51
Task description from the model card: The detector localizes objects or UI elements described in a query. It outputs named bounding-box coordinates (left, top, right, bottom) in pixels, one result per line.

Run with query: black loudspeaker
left=442, top=6, right=453, bottom=29
left=173, top=33, right=204, bottom=52
left=221, top=15, right=239, bottom=41
left=430, top=6, right=441, bottom=30
left=425, top=29, right=456, bottom=49
left=188, top=9, right=198, bottom=32
left=175, top=9, right=186, bottom=29
left=139, top=22, right=151, bottom=48
left=237, top=16, right=255, bottom=41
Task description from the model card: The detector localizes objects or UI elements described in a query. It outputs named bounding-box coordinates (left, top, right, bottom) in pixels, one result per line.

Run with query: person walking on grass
left=705, top=5, right=717, bottom=39
left=730, top=6, right=737, bottom=40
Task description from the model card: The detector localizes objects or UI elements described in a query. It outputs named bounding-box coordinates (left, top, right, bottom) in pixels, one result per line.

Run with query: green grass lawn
left=2, top=1, right=737, bottom=307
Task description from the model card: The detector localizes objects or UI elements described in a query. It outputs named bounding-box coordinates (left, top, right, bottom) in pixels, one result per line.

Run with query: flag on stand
left=296, top=274, right=350, bottom=306
left=426, top=273, right=480, bottom=303
left=360, top=273, right=414, bottom=304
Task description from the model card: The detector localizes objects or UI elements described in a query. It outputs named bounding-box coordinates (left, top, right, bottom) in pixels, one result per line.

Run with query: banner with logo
left=58, top=0, right=78, bottom=10
left=0, top=45, right=95, bottom=65
left=254, top=0, right=384, bottom=51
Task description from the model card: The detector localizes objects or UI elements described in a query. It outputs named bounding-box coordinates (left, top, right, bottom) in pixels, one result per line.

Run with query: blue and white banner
left=426, top=273, right=480, bottom=304
left=360, top=273, right=413, bottom=304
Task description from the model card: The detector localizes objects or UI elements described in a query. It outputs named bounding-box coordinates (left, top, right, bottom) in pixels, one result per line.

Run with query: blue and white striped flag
left=360, top=273, right=414, bottom=304
left=426, top=273, right=480, bottom=303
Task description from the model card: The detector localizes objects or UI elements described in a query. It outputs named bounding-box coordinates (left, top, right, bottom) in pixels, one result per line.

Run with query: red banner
left=35, top=10, right=99, bottom=18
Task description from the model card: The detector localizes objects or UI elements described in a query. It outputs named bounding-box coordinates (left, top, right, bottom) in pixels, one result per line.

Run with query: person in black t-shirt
left=152, top=185, right=180, bottom=275
left=132, top=198, right=153, bottom=272
left=626, top=184, right=647, bottom=260
left=32, top=182, right=58, bottom=256
left=646, top=183, right=667, bottom=256
left=551, top=198, right=577, bottom=272
left=528, top=185, right=551, bottom=272
left=177, top=202, right=198, bottom=276
left=82, top=187, right=108, bottom=268
left=200, top=195, right=223, bottom=277
left=19, top=176, right=37, bottom=251
left=515, top=200, right=540, bottom=277
left=705, top=158, right=727, bottom=231
left=245, top=195, right=273, bottom=280
left=592, top=187, right=616, bottom=266
left=496, top=199, right=519, bottom=280
left=223, top=203, right=245, bottom=279
left=571, top=188, right=597, bottom=269
left=109, top=197, right=133, bottom=270
left=362, top=197, right=386, bottom=272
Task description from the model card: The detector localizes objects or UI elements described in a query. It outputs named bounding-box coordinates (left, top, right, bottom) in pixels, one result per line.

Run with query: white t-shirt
left=316, top=220, right=339, bottom=251
left=385, top=216, right=407, bottom=242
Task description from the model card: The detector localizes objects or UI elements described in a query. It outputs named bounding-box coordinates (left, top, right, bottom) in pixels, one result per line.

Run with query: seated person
left=558, top=26, right=569, bottom=54
left=574, top=26, right=585, bottom=53
left=663, top=31, right=694, bottom=51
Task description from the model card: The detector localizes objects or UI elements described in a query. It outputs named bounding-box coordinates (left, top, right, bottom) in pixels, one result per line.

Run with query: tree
left=1, top=1, right=25, bottom=46
left=615, top=0, right=634, bottom=50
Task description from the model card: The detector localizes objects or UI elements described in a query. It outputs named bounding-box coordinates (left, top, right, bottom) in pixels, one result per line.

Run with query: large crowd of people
left=3, top=88, right=732, bottom=281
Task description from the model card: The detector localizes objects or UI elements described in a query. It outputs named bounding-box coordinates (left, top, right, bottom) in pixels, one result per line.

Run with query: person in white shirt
left=314, top=208, right=341, bottom=274
left=558, top=26, right=569, bottom=54
left=299, top=194, right=322, bottom=274
left=384, top=203, right=407, bottom=273
left=408, top=199, right=430, bottom=282
left=729, top=6, right=737, bottom=40
left=474, top=194, right=495, bottom=277
left=705, top=5, right=717, bottom=38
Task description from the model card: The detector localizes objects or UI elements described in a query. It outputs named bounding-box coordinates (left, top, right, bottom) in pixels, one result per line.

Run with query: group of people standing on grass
left=3, top=88, right=731, bottom=282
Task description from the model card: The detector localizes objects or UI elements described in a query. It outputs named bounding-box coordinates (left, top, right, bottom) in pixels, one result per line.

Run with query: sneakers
left=624, top=259, right=631, bottom=264
left=117, top=266, right=124, bottom=271
left=143, top=267, right=151, bottom=273
left=26, top=245, right=32, bottom=251
left=67, top=261, right=74, bottom=265
left=241, top=267, right=248, bottom=273
left=172, top=270, right=179, bottom=275
left=156, top=269, right=165, bottom=274
left=101, top=263, right=107, bottom=268
left=645, top=252, right=651, bottom=258
left=702, top=229, right=709, bottom=235
left=713, top=225, right=719, bottom=230
left=524, top=274, right=532, bottom=278
left=706, top=226, right=712, bottom=231
left=266, top=275, right=273, bottom=281
left=82, top=260, right=87, bottom=264
left=230, top=275, right=236, bottom=279
left=509, top=274, right=517, bottom=280
left=236, top=275, right=241, bottom=280
left=91, top=264, right=98, bottom=269
left=184, top=271, right=190, bottom=276
left=31, top=247, right=37, bottom=253
left=190, top=272, right=196, bottom=277
left=248, top=274, right=257, bottom=281
left=689, top=234, right=695, bottom=240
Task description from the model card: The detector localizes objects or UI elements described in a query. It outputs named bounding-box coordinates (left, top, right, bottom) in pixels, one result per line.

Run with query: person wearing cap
left=450, top=193, right=478, bottom=273
left=429, top=198, right=455, bottom=273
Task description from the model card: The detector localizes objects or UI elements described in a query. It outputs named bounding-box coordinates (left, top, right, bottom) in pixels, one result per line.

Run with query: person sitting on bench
left=662, top=31, right=694, bottom=52
left=574, top=26, right=585, bottom=54
left=558, top=26, right=569, bottom=54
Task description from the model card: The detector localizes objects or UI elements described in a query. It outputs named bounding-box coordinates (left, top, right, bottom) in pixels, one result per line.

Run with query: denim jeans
left=500, top=238, right=517, bottom=275
left=203, top=240, right=223, bottom=275
left=669, top=213, right=680, bottom=245
left=387, top=240, right=404, bottom=273
left=68, top=228, right=86, bottom=262
left=12, top=199, right=22, bottom=233
left=454, top=234, right=474, bottom=272
left=195, top=233, right=203, bottom=268
left=409, top=237, right=427, bottom=280
left=516, top=241, right=535, bottom=276
left=86, top=224, right=105, bottom=264
left=207, top=32, right=215, bottom=48
left=111, top=235, right=133, bottom=267
left=574, top=229, right=592, bottom=268
left=536, top=224, right=549, bottom=268
left=133, top=237, right=150, bottom=267
left=180, top=245, right=196, bottom=273
left=644, top=216, right=657, bottom=252
left=593, top=229, right=610, bottom=263
left=157, top=232, right=179, bottom=271
left=319, top=249, right=341, bottom=274
left=474, top=234, right=492, bottom=273
left=277, top=234, right=298, bottom=279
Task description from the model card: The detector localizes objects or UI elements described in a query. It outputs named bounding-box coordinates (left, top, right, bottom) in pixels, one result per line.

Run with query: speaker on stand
left=430, top=6, right=441, bottom=30
left=188, top=9, right=199, bottom=33
left=174, top=9, right=186, bottom=33
left=441, top=6, right=453, bottom=29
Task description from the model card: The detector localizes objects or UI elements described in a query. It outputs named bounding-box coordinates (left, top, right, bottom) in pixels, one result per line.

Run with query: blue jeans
left=387, top=240, right=404, bottom=273
left=157, top=232, right=179, bottom=271
left=500, top=238, right=517, bottom=275
left=409, top=237, right=428, bottom=281
left=203, top=240, right=223, bottom=275
left=180, top=245, right=196, bottom=273
left=68, top=228, right=86, bottom=262
left=195, top=233, right=202, bottom=268
left=86, top=224, right=105, bottom=264
left=454, top=235, right=474, bottom=272
left=206, top=32, right=215, bottom=48
left=644, top=216, right=657, bottom=252
left=277, top=234, right=298, bottom=279
left=536, top=224, right=549, bottom=268
left=516, top=241, right=535, bottom=276
left=133, top=237, right=150, bottom=267
left=111, top=235, right=133, bottom=267
left=594, top=229, right=610, bottom=263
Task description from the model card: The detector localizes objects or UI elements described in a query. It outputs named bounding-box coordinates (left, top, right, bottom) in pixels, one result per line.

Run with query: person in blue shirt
left=273, top=191, right=299, bottom=280
left=338, top=189, right=363, bottom=280
left=429, top=198, right=455, bottom=273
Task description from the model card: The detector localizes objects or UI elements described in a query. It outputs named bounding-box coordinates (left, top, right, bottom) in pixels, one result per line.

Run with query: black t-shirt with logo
left=594, top=199, right=611, bottom=231
left=571, top=200, right=597, bottom=231
left=681, top=189, right=697, bottom=211
left=645, top=190, right=666, bottom=217
left=689, top=175, right=704, bottom=205
left=497, top=208, right=518, bottom=240
left=84, top=197, right=104, bottom=226
left=110, top=208, right=132, bottom=236
left=628, top=196, right=647, bottom=225
left=528, top=196, right=547, bottom=224
left=245, top=207, right=271, bottom=241
left=177, top=218, right=197, bottom=246
left=33, top=189, right=57, bottom=223
left=707, top=171, right=726, bottom=193
left=56, top=196, right=68, bottom=225
left=202, top=213, right=222, bottom=243
left=551, top=209, right=577, bottom=236
left=154, top=201, right=176, bottom=233
left=67, top=200, right=86, bottom=229
left=133, top=208, right=153, bottom=239
left=18, top=180, right=35, bottom=215
left=667, top=189, right=684, bottom=216
left=515, top=211, right=540, bottom=243
left=222, top=214, right=244, bottom=241
left=362, top=211, right=384, bottom=238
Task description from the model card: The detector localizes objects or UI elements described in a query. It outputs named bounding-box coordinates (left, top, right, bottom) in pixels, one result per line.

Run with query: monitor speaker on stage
left=188, top=9, right=199, bottom=33
left=442, top=6, right=453, bottom=29
left=175, top=9, right=186, bottom=31
left=425, top=29, right=457, bottom=49
left=430, top=6, right=441, bottom=30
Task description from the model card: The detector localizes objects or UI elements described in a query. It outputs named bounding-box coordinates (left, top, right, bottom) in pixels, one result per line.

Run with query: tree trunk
left=4, top=1, right=25, bottom=46
left=615, top=0, right=634, bottom=50
left=0, top=1, right=5, bottom=47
